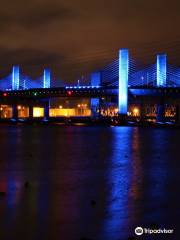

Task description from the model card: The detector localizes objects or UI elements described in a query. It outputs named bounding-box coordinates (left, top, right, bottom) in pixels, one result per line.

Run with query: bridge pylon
left=118, top=49, right=129, bottom=119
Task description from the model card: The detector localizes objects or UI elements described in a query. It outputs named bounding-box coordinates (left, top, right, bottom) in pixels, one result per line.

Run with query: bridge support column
left=118, top=49, right=129, bottom=121
left=12, top=105, right=18, bottom=120
left=157, top=104, right=165, bottom=122
left=28, top=106, right=33, bottom=119
left=90, top=71, right=101, bottom=118
left=175, top=104, right=180, bottom=124
left=91, top=99, right=99, bottom=117
left=44, top=101, right=50, bottom=120
left=0, top=105, right=2, bottom=119
left=140, top=101, right=146, bottom=122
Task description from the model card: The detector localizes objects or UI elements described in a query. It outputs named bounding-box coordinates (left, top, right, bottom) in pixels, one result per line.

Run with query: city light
left=67, top=91, right=72, bottom=96
left=133, top=108, right=139, bottom=116
left=77, top=104, right=88, bottom=108
left=33, top=107, right=44, bottom=117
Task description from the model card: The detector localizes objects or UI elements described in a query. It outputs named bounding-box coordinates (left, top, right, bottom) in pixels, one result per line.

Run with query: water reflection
left=101, top=127, right=132, bottom=239
left=0, top=126, right=179, bottom=239
left=101, top=127, right=144, bottom=239
left=141, top=129, right=174, bottom=227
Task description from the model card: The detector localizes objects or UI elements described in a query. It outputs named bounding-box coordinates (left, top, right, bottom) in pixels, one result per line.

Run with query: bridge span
left=2, top=86, right=180, bottom=99
left=0, top=85, right=180, bottom=123
left=1, top=48, right=180, bottom=123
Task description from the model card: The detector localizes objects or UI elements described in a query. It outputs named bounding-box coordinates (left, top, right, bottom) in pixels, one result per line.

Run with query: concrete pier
left=157, top=104, right=165, bottom=122
left=44, top=101, right=50, bottom=120
left=90, top=71, right=101, bottom=118
left=140, top=102, right=146, bottom=122
left=175, top=104, right=180, bottom=124
left=12, top=105, right=18, bottom=120
left=28, top=106, right=33, bottom=119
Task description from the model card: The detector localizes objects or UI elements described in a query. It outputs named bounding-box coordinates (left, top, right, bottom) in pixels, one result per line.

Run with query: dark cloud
left=0, top=48, right=64, bottom=65
left=0, top=47, right=66, bottom=79
left=0, top=1, right=78, bottom=28
left=0, top=0, right=180, bottom=82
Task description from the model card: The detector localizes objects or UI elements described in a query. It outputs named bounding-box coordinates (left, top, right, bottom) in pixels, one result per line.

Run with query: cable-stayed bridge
left=1, top=49, right=180, bottom=122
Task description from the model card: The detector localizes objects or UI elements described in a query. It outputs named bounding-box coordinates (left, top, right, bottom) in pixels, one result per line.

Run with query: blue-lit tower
left=91, top=72, right=101, bottom=87
left=90, top=71, right=101, bottom=116
left=156, top=54, right=167, bottom=87
left=43, top=69, right=51, bottom=88
left=118, top=49, right=129, bottom=115
left=12, top=66, right=20, bottom=90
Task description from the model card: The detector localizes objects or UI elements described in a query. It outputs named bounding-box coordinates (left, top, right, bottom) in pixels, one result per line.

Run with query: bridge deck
left=1, top=86, right=180, bottom=99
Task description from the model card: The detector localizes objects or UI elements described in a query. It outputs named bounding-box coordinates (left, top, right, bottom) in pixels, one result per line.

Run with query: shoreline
left=0, top=118, right=179, bottom=128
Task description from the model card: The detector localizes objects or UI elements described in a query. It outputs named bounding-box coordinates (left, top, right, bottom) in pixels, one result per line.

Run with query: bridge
left=1, top=49, right=180, bottom=123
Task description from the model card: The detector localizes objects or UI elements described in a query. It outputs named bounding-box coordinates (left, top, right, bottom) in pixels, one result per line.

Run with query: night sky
left=0, top=0, right=180, bottom=83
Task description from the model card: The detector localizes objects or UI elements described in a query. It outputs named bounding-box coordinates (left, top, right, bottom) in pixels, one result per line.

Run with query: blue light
left=90, top=73, right=101, bottom=116
left=91, top=72, right=101, bottom=86
left=43, top=69, right=50, bottom=88
left=0, top=50, right=179, bottom=93
left=10, top=118, right=17, bottom=122
left=12, top=66, right=20, bottom=90
left=91, top=98, right=99, bottom=117
left=118, top=49, right=129, bottom=114
left=102, top=127, right=132, bottom=239
left=43, top=119, right=49, bottom=122
left=157, top=54, right=167, bottom=87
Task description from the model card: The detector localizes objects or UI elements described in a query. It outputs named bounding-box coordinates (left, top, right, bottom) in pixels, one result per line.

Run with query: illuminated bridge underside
left=1, top=87, right=180, bottom=99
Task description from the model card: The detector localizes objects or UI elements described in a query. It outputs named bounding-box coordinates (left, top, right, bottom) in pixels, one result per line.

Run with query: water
left=0, top=125, right=179, bottom=240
